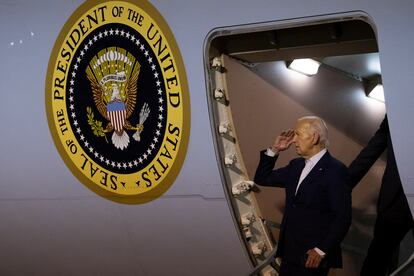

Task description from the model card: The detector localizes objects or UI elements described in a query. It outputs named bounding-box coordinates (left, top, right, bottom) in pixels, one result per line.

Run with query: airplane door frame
left=203, top=11, right=377, bottom=273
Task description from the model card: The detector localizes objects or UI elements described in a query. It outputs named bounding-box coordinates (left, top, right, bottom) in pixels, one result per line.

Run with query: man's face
left=293, top=121, right=315, bottom=158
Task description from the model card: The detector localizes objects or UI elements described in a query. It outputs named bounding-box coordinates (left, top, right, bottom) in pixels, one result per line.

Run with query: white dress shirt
left=296, top=148, right=327, bottom=195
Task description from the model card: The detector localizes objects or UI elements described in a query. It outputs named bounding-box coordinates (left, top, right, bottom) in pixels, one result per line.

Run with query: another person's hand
left=271, top=129, right=294, bottom=152
left=305, top=248, right=324, bottom=268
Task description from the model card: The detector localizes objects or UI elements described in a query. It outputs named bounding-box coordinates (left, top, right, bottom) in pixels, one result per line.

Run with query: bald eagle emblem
left=85, top=47, right=150, bottom=150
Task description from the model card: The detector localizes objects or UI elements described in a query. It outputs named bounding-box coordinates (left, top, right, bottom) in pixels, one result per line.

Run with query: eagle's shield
left=107, top=101, right=126, bottom=133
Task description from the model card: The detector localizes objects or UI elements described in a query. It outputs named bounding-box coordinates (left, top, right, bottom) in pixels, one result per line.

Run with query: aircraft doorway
left=204, top=13, right=412, bottom=276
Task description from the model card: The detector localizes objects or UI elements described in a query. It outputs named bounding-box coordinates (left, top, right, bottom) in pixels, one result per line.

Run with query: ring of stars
left=68, top=27, right=166, bottom=171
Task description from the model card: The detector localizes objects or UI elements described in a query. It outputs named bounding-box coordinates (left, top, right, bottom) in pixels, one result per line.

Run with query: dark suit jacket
left=254, top=150, right=351, bottom=268
left=348, top=116, right=412, bottom=222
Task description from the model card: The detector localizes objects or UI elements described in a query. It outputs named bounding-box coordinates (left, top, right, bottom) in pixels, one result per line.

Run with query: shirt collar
left=305, top=148, right=327, bottom=166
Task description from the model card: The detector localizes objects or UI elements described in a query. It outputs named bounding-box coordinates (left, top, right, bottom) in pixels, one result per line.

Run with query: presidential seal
left=45, top=0, right=190, bottom=204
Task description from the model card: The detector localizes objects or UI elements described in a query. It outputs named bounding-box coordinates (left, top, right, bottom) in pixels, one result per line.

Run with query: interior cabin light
left=286, top=58, right=321, bottom=76
left=365, top=74, right=385, bottom=102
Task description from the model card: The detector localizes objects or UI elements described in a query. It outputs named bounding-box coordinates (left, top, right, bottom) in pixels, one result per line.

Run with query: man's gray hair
left=298, top=116, right=329, bottom=148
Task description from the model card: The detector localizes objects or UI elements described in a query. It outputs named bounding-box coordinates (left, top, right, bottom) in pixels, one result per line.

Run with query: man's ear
left=312, top=132, right=320, bottom=145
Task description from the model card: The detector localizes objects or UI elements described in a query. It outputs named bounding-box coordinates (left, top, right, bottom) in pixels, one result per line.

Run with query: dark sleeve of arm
left=253, top=150, right=291, bottom=188
left=348, top=117, right=388, bottom=188
left=319, top=165, right=352, bottom=254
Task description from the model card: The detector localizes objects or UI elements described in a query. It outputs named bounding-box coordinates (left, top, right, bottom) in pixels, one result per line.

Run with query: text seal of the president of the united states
left=46, top=0, right=190, bottom=204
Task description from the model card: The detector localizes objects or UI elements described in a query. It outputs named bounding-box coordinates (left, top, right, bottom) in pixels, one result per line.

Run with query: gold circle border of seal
left=45, top=0, right=190, bottom=204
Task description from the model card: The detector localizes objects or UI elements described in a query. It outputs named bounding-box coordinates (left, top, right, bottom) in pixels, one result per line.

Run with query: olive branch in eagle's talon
left=87, top=106, right=109, bottom=143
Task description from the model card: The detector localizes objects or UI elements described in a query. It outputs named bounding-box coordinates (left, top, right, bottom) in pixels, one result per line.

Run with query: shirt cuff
left=265, top=148, right=278, bottom=157
left=314, top=247, right=326, bottom=257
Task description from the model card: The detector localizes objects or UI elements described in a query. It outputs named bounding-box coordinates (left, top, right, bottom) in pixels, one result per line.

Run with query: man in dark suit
left=254, top=116, right=352, bottom=276
left=348, top=115, right=413, bottom=276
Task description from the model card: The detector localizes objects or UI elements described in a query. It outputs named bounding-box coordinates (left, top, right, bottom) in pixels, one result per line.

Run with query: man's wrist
left=314, top=247, right=326, bottom=257
left=266, top=148, right=279, bottom=157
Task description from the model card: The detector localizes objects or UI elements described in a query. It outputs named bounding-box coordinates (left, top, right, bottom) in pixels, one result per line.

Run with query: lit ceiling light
left=365, top=74, right=385, bottom=102
left=286, top=58, right=321, bottom=76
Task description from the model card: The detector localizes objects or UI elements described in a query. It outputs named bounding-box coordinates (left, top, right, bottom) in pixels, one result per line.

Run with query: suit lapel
left=295, top=151, right=330, bottom=197
left=289, top=158, right=305, bottom=199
